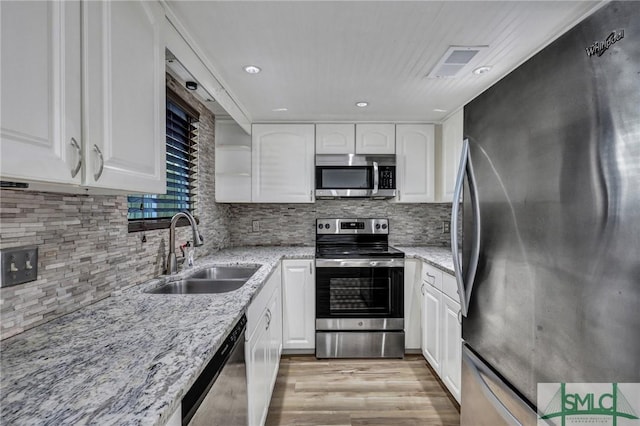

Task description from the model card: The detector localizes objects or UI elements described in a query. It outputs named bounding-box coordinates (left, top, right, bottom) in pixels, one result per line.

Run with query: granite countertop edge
left=395, top=246, right=455, bottom=275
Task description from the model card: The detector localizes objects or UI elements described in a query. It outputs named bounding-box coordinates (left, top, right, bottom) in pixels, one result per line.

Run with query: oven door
left=315, top=259, right=404, bottom=327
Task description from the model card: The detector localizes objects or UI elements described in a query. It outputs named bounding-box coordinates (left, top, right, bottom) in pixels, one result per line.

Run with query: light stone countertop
left=0, top=245, right=454, bottom=425
left=396, top=246, right=455, bottom=275
left=0, top=246, right=313, bottom=426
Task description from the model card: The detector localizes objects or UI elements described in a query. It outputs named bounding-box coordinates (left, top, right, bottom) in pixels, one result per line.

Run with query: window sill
left=128, top=217, right=200, bottom=233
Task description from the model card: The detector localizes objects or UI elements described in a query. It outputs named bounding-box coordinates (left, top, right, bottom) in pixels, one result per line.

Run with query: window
left=127, top=92, right=198, bottom=230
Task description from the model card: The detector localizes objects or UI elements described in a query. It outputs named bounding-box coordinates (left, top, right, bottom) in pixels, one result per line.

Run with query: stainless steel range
left=315, top=218, right=405, bottom=358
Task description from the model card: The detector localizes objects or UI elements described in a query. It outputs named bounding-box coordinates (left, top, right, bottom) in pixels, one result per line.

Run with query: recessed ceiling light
left=473, top=66, right=492, bottom=75
left=243, top=65, right=261, bottom=74
left=433, top=109, right=447, bottom=113
left=272, top=108, right=288, bottom=112
left=355, top=102, right=369, bottom=108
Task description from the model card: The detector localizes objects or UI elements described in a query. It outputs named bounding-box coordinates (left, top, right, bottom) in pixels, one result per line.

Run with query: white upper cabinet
left=215, top=118, right=252, bottom=202
left=396, top=124, right=435, bottom=203
left=1, top=1, right=82, bottom=186
left=0, top=0, right=165, bottom=194
left=438, top=109, right=464, bottom=202
left=252, top=124, right=315, bottom=203
left=315, top=124, right=355, bottom=154
left=355, top=123, right=395, bottom=154
left=83, top=0, right=166, bottom=194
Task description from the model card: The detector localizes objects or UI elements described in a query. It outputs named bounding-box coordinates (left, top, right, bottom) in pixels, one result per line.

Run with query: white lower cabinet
left=422, top=282, right=442, bottom=373
left=419, top=262, right=462, bottom=403
left=246, top=264, right=282, bottom=426
left=404, top=259, right=422, bottom=350
left=441, top=293, right=462, bottom=402
left=282, top=259, right=315, bottom=350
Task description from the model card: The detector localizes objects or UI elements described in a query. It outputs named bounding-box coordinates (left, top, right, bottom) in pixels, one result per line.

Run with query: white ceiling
left=165, top=1, right=601, bottom=123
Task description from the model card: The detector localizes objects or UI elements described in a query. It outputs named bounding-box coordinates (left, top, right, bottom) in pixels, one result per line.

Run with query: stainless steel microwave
left=315, top=154, right=396, bottom=199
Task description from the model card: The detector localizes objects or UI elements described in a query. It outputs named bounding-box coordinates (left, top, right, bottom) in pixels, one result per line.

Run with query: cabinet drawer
left=442, top=272, right=459, bottom=303
left=422, top=263, right=443, bottom=291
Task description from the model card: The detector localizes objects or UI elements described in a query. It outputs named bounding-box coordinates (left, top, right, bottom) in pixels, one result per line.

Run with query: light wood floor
left=266, top=355, right=460, bottom=426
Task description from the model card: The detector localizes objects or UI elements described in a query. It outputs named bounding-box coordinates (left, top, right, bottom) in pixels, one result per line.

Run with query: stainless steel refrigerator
left=452, top=2, right=640, bottom=424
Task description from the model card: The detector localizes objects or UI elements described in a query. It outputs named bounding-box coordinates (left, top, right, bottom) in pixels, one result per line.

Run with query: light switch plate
left=1, top=246, right=38, bottom=288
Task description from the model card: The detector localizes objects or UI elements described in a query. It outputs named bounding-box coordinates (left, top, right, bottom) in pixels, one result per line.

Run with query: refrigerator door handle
left=452, top=138, right=481, bottom=317
left=463, top=347, right=523, bottom=426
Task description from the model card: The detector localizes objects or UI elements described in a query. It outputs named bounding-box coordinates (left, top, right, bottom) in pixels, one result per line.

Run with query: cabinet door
left=422, top=282, right=441, bottom=374
left=404, top=260, right=422, bottom=350
left=252, top=124, right=315, bottom=203
left=215, top=119, right=252, bottom=202
left=315, top=124, right=355, bottom=154
left=355, top=124, right=395, bottom=154
left=439, top=109, right=464, bottom=202
left=0, top=1, right=82, bottom=185
left=267, top=288, right=282, bottom=392
left=282, top=260, right=315, bottom=350
left=247, top=312, right=269, bottom=426
left=396, top=124, right=435, bottom=203
left=441, top=294, right=462, bottom=403
left=83, top=0, right=166, bottom=193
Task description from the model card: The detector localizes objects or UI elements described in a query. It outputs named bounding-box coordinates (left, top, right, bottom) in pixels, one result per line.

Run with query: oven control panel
left=316, top=218, right=389, bottom=235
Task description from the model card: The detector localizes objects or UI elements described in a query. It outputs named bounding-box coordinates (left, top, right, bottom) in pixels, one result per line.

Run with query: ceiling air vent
left=427, top=45, right=488, bottom=79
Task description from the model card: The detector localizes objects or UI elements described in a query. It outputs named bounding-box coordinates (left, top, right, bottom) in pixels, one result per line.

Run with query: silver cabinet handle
left=452, top=139, right=480, bottom=317
left=93, top=144, right=104, bottom=181
left=265, top=308, right=272, bottom=330
left=70, top=138, right=82, bottom=178
left=372, top=161, right=379, bottom=195
left=421, top=283, right=425, bottom=295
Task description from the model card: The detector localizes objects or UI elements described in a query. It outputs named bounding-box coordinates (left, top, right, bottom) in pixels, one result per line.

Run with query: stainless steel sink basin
left=188, top=265, right=260, bottom=280
left=145, top=265, right=261, bottom=294
left=146, top=278, right=248, bottom=294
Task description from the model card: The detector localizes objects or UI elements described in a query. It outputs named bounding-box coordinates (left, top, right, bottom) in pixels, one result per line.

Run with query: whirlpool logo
left=538, top=383, right=640, bottom=426
left=585, top=29, right=624, bottom=57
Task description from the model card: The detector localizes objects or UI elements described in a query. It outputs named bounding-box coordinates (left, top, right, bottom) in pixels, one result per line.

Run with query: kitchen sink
left=189, top=265, right=260, bottom=280
left=145, top=265, right=261, bottom=294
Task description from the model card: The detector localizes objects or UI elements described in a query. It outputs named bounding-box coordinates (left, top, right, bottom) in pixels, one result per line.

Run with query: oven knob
left=325, top=223, right=330, bottom=229
left=382, top=224, right=387, bottom=230
left=375, top=224, right=380, bottom=229
left=358, top=321, right=364, bottom=327
left=318, top=224, right=324, bottom=229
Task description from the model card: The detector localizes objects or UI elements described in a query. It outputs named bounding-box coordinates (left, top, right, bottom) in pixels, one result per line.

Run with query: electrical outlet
left=1, top=246, right=38, bottom=288
left=252, top=220, right=260, bottom=232
left=442, top=221, right=451, bottom=234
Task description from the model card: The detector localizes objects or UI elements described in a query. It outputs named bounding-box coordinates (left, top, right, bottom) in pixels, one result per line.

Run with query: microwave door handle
left=372, top=161, right=379, bottom=194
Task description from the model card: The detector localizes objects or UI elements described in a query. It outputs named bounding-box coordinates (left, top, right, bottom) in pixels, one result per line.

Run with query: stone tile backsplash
left=228, top=200, right=453, bottom=247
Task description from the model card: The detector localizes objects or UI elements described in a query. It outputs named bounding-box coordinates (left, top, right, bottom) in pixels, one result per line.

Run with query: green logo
left=538, top=383, right=639, bottom=426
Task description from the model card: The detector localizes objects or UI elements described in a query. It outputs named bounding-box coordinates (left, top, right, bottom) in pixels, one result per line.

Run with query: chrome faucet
left=166, top=211, right=204, bottom=275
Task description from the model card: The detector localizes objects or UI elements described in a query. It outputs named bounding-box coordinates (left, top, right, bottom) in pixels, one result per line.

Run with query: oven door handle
left=315, top=258, right=404, bottom=268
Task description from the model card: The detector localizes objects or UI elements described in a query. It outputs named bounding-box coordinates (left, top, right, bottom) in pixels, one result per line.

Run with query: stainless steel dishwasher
left=182, top=315, right=247, bottom=426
